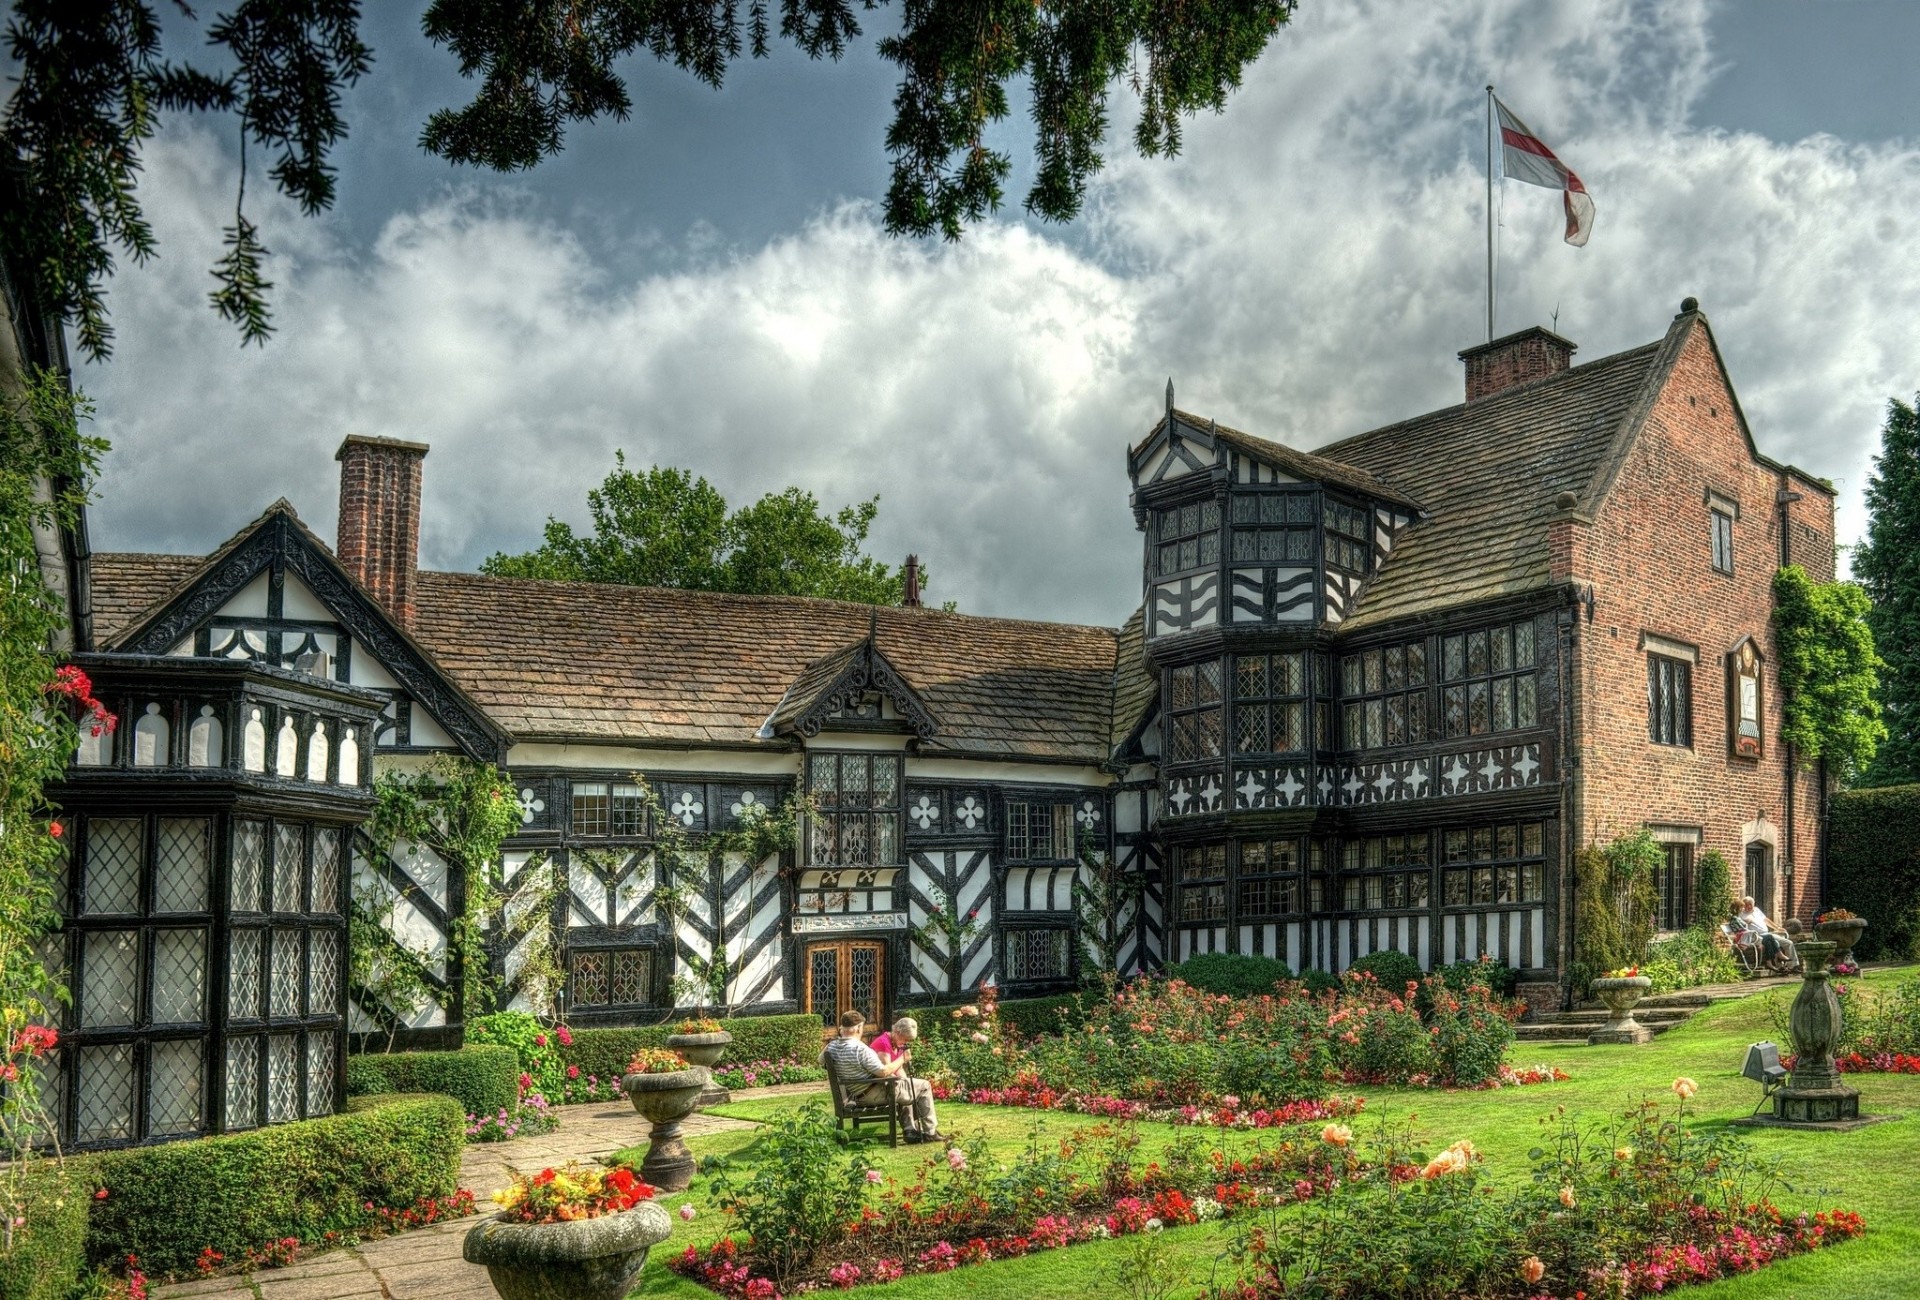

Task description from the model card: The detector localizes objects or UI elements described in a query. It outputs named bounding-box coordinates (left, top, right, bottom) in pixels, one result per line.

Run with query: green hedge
left=85, top=1094, right=462, bottom=1277
left=1829, top=784, right=1920, bottom=961
left=1168, top=953, right=1294, bottom=997
left=1345, top=949, right=1423, bottom=988
left=0, top=1161, right=91, bottom=1300
left=562, top=1013, right=822, bottom=1082
left=345, top=1044, right=520, bottom=1119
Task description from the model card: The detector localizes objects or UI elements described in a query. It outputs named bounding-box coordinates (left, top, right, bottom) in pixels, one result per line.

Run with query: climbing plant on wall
left=360, top=757, right=523, bottom=1017
left=1568, top=829, right=1662, bottom=997
left=1072, top=830, right=1138, bottom=979
left=0, top=369, right=104, bottom=1185
left=1773, top=565, right=1886, bottom=781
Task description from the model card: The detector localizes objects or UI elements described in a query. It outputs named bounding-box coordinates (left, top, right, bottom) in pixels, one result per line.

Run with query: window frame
left=1439, top=620, right=1540, bottom=741
left=1151, top=497, right=1224, bottom=580
left=807, top=752, right=905, bottom=868
left=1647, top=653, right=1693, bottom=748
left=1233, top=652, right=1308, bottom=758
left=565, top=943, right=664, bottom=1013
left=1322, top=497, right=1372, bottom=575
left=1163, top=660, right=1225, bottom=767
left=1438, top=821, right=1547, bottom=910
left=1228, top=490, right=1318, bottom=567
left=1339, top=832, right=1433, bottom=913
left=1710, top=508, right=1734, bottom=575
left=1000, top=923, right=1076, bottom=985
left=1339, top=641, right=1432, bottom=752
left=1175, top=843, right=1229, bottom=924
left=1006, top=801, right=1077, bottom=863
left=1237, top=838, right=1306, bottom=920
left=569, top=781, right=648, bottom=838
left=1652, top=841, right=1694, bottom=932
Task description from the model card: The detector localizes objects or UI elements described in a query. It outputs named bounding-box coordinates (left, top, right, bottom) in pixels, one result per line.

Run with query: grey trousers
left=857, top=1077, right=938, bottom=1134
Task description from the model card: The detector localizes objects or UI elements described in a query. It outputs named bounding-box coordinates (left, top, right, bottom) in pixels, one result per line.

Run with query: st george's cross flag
left=1494, top=96, right=1595, bottom=247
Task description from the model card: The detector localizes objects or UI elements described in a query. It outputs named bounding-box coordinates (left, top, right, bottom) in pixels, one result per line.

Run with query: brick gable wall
left=1566, top=320, right=1835, bottom=926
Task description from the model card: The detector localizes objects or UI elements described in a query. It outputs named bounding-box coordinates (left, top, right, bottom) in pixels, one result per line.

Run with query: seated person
left=1722, top=907, right=1754, bottom=952
left=822, top=1010, right=944, bottom=1143
left=870, top=1016, right=919, bottom=1068
left=1738, top=896, right=1788, bottom=969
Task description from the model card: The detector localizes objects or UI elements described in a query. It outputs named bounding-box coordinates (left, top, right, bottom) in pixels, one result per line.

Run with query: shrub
left=1570, top=832, right=1661, bottom=994
left=1693, top=849, right=1736, bottom=934
left=1343, top=949, right=1420, bottom=990
left=467, top=1011, right=567, bottom=1099
left=0, top=1162, right=90, bottom=1300
left=1434, top=956, right=1517, bottom=997
left=1829, top=784, right=1920, bottom=961
left=1167, top=953, right=1293, bottom=998
left=84, top=1094, right=462, bottom=1277
left=1424, top=980, right=1518, bottom=1087
left=701, top=1102, right=871, bottom=1287
left=561, top=1013, right=821, bottom=1084
left=1329, top=975, right=1429, bottom=1084
left=1300, top=969, right=1339, bottom=996
left=995, top=993, right=1085, bottom=1039
left=1642, top=929, right=1741, bottom=994
left=345, top=1045, right=519, bottom=1119
left=1855, top=978, right=1920, bottom=1057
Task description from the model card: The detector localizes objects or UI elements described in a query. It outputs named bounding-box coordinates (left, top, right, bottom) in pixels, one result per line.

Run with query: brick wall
left=1566, top=315, right=1835, bottom=926
left=335, top=435, right=428, bottom=628
left=1460, top=327, right=1575, bottom=402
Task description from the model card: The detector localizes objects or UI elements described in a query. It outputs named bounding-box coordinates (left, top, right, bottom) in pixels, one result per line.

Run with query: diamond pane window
left=571, top=950, right=610, bottom=1006
left=611, top=949, right=652, bottom=1004
left=268, top=1035, right=299, bottom=1123
left=155, top=818, right=211, bottom=913
left=306, top=1031, right=335, bottom=1118
left=273, top=823, right=305, bottom=913
left=226, top=1037, right=261, bottom=1129
left=74, top=1044, right=136, bottom=1143
left=229, top=928, right=263, bottom=1019
left=231, top=820, right=265, bottom=912
left=310, top=828, right=340, bottom=914
left=1004, top=928, right=1071, bottom=981
left=82, top=931, right=140, bottom=1027
left=151, top=928, right=206, bottom=1024
left=810, top=754, right=903, bottom=867
left=149, top=1040, right=203, bottom=1136
left=271, top=930, right=303, bottom=1018
left=84, top=818, right=143, bottom=915
left=1438, top=619, right=1542, bottom=741
left=308, top=930, right=339, bottom=1013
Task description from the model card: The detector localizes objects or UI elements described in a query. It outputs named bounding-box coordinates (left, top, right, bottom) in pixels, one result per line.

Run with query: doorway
left=1744, top=842, right=1775, bottom=913
left=804, top=939, right=887, bottom=1032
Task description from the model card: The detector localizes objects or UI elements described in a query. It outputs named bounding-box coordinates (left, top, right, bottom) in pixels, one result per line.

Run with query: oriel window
left=1234, top=653, right=1306, bottom=756
left=1153, top=500, right=1222, bottom=577
left=1165, top=660, right=1225, bottom=764
left=808, top=753, right=903, bottom=867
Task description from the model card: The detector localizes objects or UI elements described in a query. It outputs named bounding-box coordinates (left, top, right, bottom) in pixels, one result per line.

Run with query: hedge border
left=561, top=1013, right=822, bottom=1082
left=345, top=1044, right=520, bottom=1119
left=0, top=1160, right=91, bottom=1300
left=1829, top=784, right=1920, bottom=961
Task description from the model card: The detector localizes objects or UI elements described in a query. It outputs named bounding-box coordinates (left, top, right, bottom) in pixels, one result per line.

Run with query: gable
left=103, top=505, right=508, bottom=761
left=766, top=635, right=940, bottom=741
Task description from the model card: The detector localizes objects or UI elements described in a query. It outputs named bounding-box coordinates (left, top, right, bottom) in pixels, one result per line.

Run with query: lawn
left=619, top=968, right=1920, bottom=1299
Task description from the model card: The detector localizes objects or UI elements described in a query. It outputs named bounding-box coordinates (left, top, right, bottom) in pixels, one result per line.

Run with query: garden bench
left=818, top=1049, right=903, bottom=1147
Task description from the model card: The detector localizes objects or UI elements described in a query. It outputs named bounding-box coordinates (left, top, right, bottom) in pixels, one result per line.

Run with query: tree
left=1853, top=396, right=1920, bottom=787
left=1772, top=564, right=1885, bottom=783
left=481, top=452, right=920, bottom=605
left=2, top=0, right=1297, bottom=360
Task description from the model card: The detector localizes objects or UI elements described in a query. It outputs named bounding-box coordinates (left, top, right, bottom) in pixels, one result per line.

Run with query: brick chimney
left=335, top=435, right=428, bottom=628
left=1458, top=326, right=1576, bottom=402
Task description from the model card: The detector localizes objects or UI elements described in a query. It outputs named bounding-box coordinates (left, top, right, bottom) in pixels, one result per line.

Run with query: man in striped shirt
left=823, top=1010, right=943, bottom=1142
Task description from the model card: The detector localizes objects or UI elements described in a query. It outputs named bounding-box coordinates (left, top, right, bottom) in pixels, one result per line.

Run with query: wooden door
left=804, top=940, right=886, bottom=1032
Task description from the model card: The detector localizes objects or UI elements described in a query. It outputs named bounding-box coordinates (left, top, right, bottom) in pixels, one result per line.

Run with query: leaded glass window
left=74, top=1044, right=136, bottom=1144
left=1323, top=499, right=1371, bottom=573
left=1341, top=642, right=1429, bottom=751
left=1339, top=834, right=1432, bottom=912
left=151, top=928, right=206, bottom=1024
left=1440, top=822, right=1546, bottom=908
left=1004, top=928, right=1072, bottom=982
left=81, top=931, right=140, bottom=1027
left=306, top=1031, right=335, bottom=1119
left=1006, top=802, right=1075, bottom=861
left=272, top=823, right=305, bottom=913
left=1238, top=839, right=1304, bottom=919
left=569, top=947, right=656, bottom=1009
left=808, top=753, right=904, bottom=867
left=1153, top=499, right=1223, bottom=577
left=270, top=929, right=303, bottom=1018
left=1234, top=653, right=1306, bottom=755
left=229, top=928, right=263, bottom=1019
left=226, top=1036, right=262, bottom=1129
left=83, top=819, right=143, bottom=915
left=1229, top=492, right=1316, bottom=564
left=1440, top=620, right=1539, bottom=740
left=1648, top=654, right=1692, bottom=747
left=268, top=1035, right=299, bottom=1123
left=1653, top=842, right=1694, bottom=931
left=1178, top=844, right=1228, bottom=922
left=310, top=827, right=341, bottom=914
left=1165, top=660, right=1224, bottom=764
left=231, top=819, right=265, bottom=912
left=149, top=1040, right=203, bottom=1136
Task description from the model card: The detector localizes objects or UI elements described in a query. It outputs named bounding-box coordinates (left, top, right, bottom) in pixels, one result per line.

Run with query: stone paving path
left=155, top=1084, right=826, bottom=1300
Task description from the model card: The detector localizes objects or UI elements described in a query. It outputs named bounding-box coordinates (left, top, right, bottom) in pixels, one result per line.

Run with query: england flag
left=1495, top=96, right=1595, bottom=247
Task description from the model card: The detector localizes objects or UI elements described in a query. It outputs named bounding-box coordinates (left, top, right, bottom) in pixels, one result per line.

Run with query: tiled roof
left=1155, top=410, right=1425, bottom=512
left=88, top=553, right=203, bottom=643
left=1312, top=340, right=1666, bottom=630
left=1109, top=605, right=1157, bottom=754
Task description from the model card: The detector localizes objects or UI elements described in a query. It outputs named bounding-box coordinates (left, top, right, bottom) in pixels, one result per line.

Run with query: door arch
left=1744, top=841, right=1775, bottom=914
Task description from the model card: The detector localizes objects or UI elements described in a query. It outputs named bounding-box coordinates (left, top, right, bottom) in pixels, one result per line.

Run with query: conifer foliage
left=1853, top=396, right=1920, bottom=787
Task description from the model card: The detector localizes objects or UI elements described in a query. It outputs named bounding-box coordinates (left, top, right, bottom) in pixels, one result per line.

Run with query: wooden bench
left=819, top=1050, right=902, bottom=1147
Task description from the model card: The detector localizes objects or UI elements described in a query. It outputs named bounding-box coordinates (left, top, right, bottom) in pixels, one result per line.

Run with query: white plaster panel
left=279, top=572, right=332, bottom=621
left=505, top=742, right=803, bottom=775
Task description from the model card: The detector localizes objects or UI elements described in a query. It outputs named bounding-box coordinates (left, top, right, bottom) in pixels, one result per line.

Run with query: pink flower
left=828, top=1262, right=863, bottom=1289
left=970, top=1031, right=989, bottom=1044
left=518, top=1072, right=532, bottom=1092
left=535, top=1034, right=548, bottom=1048
left=874, top=1259, right=904, bottom=1282
left=556, top=1025, right=573, bottom=1047
left=866, top=1169, right=884, bottom=1184
left=947, top=1147, right=968, bottom=1171
left=679, top=1203, right=696, bottom=1222
left=567, top=1065, right=580, bottom=1079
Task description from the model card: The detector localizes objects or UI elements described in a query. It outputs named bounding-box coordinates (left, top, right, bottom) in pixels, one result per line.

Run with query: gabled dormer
left=762, top=627, right=940, bottom=742
left=1127, top=387, right=1423, bottom=643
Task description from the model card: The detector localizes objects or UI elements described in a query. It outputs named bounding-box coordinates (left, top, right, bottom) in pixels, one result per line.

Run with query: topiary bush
left=1168, top=952, right=1294, bottom=997
left=1301, top=968, right=1339, bottom=996
left=0, top=1161, right=91, bottom=1300
left=562, top=1013, right=822, bottom=1084
left=1829, top=784, right=1920, bottom=961
left=1344, top=949, right=1421, bottom=990
left=345, top=1045, right=520, bottom=1119
left=84, top=1094, right=463, bottom=1277
left=1693, top=848, right=1736, bottom=936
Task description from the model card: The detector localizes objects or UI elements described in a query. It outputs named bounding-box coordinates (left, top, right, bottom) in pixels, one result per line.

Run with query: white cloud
left=84, top=0, right=1914, bottom=625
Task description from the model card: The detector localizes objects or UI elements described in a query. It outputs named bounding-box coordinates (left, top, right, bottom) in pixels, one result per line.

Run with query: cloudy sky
left=75, top=0, right=1920, bottom=627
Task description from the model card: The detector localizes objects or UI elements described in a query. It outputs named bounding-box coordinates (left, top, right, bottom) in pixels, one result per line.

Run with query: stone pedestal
left=1773, top=940, right=1861, bottom=1125
left=464, top=1202, right=673, bottom=1300
left=1588, top=976, right=1654, bottom=1045
left=621, top=1067, right=710, bottom=1192
left=666, top=1030, right=733, bottom=1107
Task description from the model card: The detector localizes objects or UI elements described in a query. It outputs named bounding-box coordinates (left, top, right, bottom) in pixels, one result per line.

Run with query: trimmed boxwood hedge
left=0, top=1161, right=91, bottom=1300
left=1345, top=949, right=1423, bottom=989
left=85, top=1093, right=462, bottom=1277
left=562, top=1013, right=822, bottom=1081
left=345, top=1044, right=520, bottom=1119
left=1829, top=784, right=1920, bottom=961
left=1168, top=953, right=1294, bottom=997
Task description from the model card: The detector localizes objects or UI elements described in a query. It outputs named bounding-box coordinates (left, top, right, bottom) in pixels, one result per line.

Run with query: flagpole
left=1486, top=84, right=1495, bottom=342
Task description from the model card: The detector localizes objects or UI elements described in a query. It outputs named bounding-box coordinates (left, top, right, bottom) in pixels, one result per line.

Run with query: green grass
left=621, top=968, right=1920, bottom=1298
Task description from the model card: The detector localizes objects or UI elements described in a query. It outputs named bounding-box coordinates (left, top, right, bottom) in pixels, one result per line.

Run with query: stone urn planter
left=1814, top=916, right=1868, bottom=960
left=1772, top=939, right=1861, bottom=1124
left=464, top=1201, right=673, bottom=1300
left=1588, top=975, right=1654, bottom=1045
left=666, top=1029, right=734, bottom=1106
left=622, top=1067, right=710, bottom=1192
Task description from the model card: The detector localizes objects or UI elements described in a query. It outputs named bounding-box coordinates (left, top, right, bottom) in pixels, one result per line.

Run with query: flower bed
left=1836, top=1050, right=1920, bottom=1074
left=933, top=1079, right=1365, bottom=1130
left=673, top=1104, right=1357, bottom=1298
left=915, top=975, right=1548, bottom=1112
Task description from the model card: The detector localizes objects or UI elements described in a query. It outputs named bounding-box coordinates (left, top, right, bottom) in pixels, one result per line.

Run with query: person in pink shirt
left=870, top=1016, right=919, bottom=1068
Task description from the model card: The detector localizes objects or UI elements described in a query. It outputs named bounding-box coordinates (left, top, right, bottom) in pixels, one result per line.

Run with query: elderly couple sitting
left=1722, top=896, right=1797, bottom=973
left=821, top=1010, right=945, bottom=1143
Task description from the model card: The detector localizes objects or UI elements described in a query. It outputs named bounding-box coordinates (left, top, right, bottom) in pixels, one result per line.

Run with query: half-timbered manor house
left=42, top=298, right=1836, bottom=1148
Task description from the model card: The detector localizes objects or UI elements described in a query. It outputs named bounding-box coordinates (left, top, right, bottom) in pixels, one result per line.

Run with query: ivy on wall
left=1772, top=564, right=1885, bottom=780
left=1568, top=829, right=1661, bottom=997
left=1073, top=829, right=1139, bottom=978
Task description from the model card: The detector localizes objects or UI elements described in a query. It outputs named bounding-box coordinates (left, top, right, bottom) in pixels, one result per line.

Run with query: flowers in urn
left=1816, top=908, right=1859, bottom=924
left=627, top=1048, right=692, bottom=1075
left=491, top=1163, right=656, bottom=1224
left=675, top=1017, right=724, bottom=1035
left=1603, top=965, right=1641, bottom=979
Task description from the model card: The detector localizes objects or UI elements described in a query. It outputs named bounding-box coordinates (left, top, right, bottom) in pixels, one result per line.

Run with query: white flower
left=1144, top=1218, right=1164, bottom=1233
left=1087, top=1224, right=1111, bottom=1239
left=1193, top=1197, right=1223, bottom=1221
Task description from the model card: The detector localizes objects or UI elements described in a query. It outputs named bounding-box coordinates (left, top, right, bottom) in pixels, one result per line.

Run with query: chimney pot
left=1457, top=326, right=1576, bottom=403
left=902, top=554, right=922, bottom=609
left=335, top=435, right=429, bottom=628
